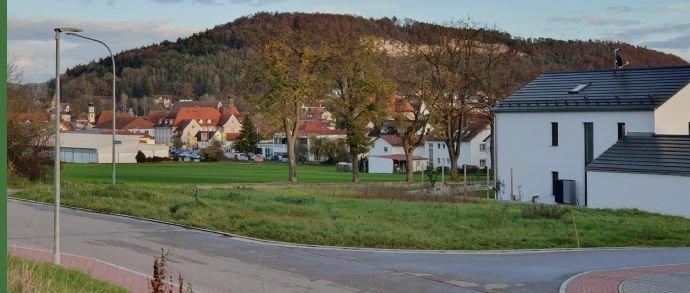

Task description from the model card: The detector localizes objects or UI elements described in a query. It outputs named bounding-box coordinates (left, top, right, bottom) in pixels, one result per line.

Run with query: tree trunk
left=351, top=150, right=360, bottom=183
left=286, top=133, right=298, bottom=184
left=405, top=147, right=414, bottom=183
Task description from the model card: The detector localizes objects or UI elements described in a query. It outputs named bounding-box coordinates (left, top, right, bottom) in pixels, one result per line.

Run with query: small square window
left=383, top=146, right=388, bottom=152
left=479, top=143, right=487, bottom=152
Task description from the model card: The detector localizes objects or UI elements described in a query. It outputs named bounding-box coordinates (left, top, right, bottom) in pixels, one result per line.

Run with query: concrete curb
left=558, top=263, right=690, bottom=293
left=8, top=196, right=684, bottom=255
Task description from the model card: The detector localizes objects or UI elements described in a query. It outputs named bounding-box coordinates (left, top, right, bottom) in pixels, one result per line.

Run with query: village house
left=367, top=135, right=428, bottom=173
left=493, top=66, right=690, bottom=208
left=256, top=121, right=347, bottom=161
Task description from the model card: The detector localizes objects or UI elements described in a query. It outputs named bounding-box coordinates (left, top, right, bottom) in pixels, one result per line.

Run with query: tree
left=254, top=34, right=327, bottom=183
left=391, top=52, right=435, bottom=183
left=325, top=36, right=394, bottom=183
left=234, top=115, right=259, bottom=154
left=422, top=20, right=487, bottom=180
left=135, top=150, right=147, bottom=163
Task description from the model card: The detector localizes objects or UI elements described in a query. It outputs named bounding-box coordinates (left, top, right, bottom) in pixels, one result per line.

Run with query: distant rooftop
left=587, top=134, right=690, bottom=177
left=494, top=66, right=690, bottom=113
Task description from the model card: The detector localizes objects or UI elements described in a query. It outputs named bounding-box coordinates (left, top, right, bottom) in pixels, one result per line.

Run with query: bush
left=521, top=204, right=570, bottom=219
left=136, top=151, right=147, bottom=163
left=146, top=156, right=171, bottom=163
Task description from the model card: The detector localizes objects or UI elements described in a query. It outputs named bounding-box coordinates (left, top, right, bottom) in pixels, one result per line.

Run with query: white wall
left=369, top=139, right=394, bottom=156
left=588, top=171, right=690, bottom=219
left=655, top=83, right=690, bottom=135
left=495, top=111, right=654, bottom=205
left=368, top=157, right=393, bottom=173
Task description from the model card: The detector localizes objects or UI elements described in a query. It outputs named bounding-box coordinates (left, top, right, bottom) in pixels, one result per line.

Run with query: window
left=552, top=172, right=559, bottom=195
left=568, top=83, right=590, bottom=94
left=479, top=143, right=487, bottom=152
left=383, top=146, right=388, bottom=152
left=437, top=143, right=441, bottom=149
left=479, top=159, right=486, bottom=167
left=617, top=122, right=626, bottom=140
left=551, top=122, right=559, bottom=146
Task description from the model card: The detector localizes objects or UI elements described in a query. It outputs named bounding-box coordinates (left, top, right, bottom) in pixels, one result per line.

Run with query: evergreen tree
left=235, top=115, right=259, bottom=154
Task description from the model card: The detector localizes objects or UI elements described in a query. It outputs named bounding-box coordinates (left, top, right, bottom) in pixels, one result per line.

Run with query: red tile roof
left=173, top=107, right=221, bottom=127
left=387, top=95, right=414, bottom=113
left=222, top=106, right=241, bottom=116
left=96, top=116, right=154, bottom=130
left=226, top=133, right=240, bottom=141
left=297, top=121, right=347, bottom=136
left=379, top=135, right=404, bottom=146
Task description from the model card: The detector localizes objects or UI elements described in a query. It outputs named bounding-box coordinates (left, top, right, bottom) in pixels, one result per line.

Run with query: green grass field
left=8, top=256, right=126, bottom=293
left=14, top=182, right=690, bottom=250
left=58, top=161, right=487, bottom=185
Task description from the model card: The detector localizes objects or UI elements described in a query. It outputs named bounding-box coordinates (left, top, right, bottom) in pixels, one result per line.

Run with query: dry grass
left=8, top=256, right=126, bottom=293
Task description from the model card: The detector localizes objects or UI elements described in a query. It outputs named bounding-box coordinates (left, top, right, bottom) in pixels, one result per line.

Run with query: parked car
left=254, top=155, right=265, bottom=162
left=269, top=155, right=282, bottom=161
left=235, top=153, right=249, bottom=161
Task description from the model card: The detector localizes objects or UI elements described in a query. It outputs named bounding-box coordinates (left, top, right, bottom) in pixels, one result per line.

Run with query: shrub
left=521, top=204, right=570, bottom=219
left=136, top=151, right=147, bottom=163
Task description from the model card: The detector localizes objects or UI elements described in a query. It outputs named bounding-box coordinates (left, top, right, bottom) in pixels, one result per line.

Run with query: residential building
left=494, top=66, right=690, bottom=205
left=368, top=135, right=428, bottom=173
left=59, top=132, right=168, bottom=163
left=586, top=134, right=690, bottom=218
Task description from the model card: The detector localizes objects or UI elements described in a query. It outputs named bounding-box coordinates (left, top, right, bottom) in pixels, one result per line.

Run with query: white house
left=586, top=134, right=690, bottom=218
left=425, top=122, right=492, bottom=169
left=367, top=135, right=428, bottom=173
left=494, top=66, right=690, bottom=206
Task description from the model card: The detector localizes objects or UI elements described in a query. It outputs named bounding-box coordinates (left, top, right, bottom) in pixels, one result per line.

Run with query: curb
left=8, top=196, right=684, bottom=255
left=558, top=263, right=690, bottom=293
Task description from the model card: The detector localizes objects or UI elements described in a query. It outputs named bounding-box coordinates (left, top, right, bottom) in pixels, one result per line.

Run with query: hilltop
left=56, top=12, right=687, bottom=115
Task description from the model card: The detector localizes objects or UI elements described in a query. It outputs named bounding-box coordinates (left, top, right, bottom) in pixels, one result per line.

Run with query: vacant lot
left=8, top=256, right=126, bottom=293
left=58, top=162, right=487, bottom=185
left=14, top=182, right=690, bottom=250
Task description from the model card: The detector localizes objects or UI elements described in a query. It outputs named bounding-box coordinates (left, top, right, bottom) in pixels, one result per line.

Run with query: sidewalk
left=563, top=263, right=690, bottom=293
left=9, top=246, right=150, bottom=293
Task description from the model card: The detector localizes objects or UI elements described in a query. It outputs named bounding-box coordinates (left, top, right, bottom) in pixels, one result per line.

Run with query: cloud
left=8, top=17, right=202, bottom=82
left=610, top=23, right=690, bottom=40
left=607, top=5, right=632, bottom=13
left=643, top=35, right=690, bottom=50
left=547, top=16, right=640, bottom=26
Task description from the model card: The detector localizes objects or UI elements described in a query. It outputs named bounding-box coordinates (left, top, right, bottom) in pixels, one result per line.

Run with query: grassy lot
left=14, top=182, right=690, bottom=250
left=8, top=256, right=126, bottom=293
left=56, top=162, right=487, bottom=185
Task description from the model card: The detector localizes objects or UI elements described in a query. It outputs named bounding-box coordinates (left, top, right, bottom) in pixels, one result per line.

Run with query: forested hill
left=59, top=12, right=687, bottom=115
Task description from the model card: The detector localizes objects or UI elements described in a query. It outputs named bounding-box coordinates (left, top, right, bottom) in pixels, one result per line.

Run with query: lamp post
left=66, top=32, right=117, bottom=186
left=53, top=27, right=82, bottom=265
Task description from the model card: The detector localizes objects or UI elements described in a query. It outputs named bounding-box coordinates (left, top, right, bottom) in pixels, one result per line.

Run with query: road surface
left=8, top=199, right=690, bottom=292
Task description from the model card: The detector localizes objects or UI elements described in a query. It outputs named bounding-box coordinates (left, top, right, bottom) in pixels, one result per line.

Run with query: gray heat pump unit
left=555, top=179, right=576, bottom=204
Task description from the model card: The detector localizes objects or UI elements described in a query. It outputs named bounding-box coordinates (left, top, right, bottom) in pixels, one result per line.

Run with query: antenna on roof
left=614, top=48, right=630, bottom=70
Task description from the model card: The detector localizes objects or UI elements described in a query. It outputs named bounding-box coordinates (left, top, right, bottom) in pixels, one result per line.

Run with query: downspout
left=492, top=110, right=498, bottom=200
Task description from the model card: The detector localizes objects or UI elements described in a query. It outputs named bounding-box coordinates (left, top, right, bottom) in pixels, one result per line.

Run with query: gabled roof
left=95, top=111, right=134, bottom=127
left=587, top=133, right=690, bottom=177
left=96, top=116, right=154, bottom=130
left=148, top=111, right=169, bottom=123
left=387, top=95, right=414, bottom=113
left=173, top=107, right=222, bottom=127
left=297, top=121, right=347, bottom=136
left=171, top=101, right=219, bottom=113
left=378, top=135, right=404, bottom=146
left=495, top=66, right=690, bottom=113
left=222, top=106, right=241, bottom=116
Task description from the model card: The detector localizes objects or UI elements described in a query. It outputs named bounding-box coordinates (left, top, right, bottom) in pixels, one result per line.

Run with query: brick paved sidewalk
left=9, top=246, right=150, bottom=293
left=564, top=263, right=690, bottom=293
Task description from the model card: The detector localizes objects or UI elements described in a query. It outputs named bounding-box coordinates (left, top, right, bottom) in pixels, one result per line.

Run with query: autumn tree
left=254, top=35, right=326, bottom=183
left=422, top=20, right=487, bottom=180
left=325, top=36, right=394, bottom=183
left=391, top=51, right=435, bottom=183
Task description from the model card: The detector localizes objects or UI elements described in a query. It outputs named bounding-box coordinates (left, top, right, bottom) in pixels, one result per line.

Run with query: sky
left=8, top=0, right=690, bottom=82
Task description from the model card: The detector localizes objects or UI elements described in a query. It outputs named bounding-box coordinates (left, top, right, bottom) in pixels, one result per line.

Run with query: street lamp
left=53, top=27, right=82, bottom=265
left=66, top=32, right=117, bottom=186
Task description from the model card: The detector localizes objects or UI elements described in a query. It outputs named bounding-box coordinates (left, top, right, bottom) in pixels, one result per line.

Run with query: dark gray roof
left=494, top=66, right=690, bottom=113
left=587, top=134, right=690, bottom=176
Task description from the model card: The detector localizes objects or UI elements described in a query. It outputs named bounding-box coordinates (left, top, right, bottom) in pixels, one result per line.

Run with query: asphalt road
left=8, top=199, right=690, bottom=293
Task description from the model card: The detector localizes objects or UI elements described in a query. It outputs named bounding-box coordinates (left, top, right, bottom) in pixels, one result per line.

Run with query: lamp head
left=54, top=27, right=83, bottom=33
